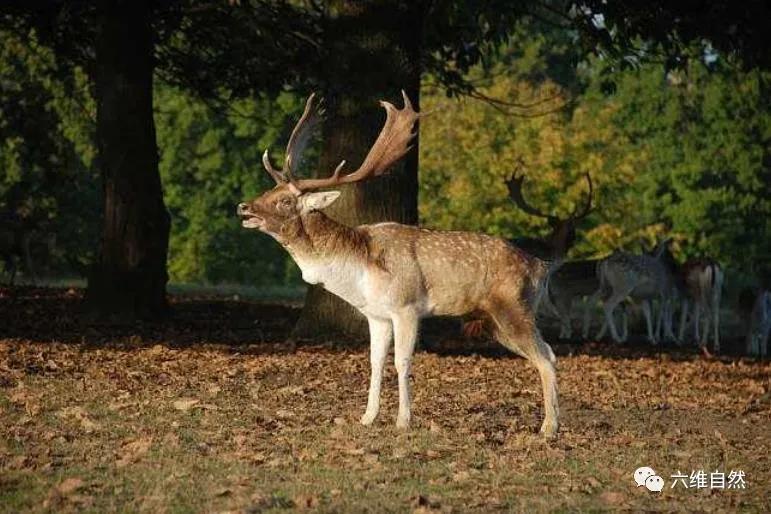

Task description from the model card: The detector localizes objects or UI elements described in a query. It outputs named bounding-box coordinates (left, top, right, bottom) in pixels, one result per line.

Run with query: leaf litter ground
left=1, top=287, right=769, bottom=513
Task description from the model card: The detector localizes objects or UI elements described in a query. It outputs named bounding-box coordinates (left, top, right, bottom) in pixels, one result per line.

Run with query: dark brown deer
left=506, top=167, right=593, bottom=260
left=237, top=92, right=559, bottom=437
left=505, top=169, right=597, bottom=339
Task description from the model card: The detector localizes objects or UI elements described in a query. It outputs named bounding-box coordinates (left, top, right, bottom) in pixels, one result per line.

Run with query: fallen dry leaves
left=0, top=287, right=769, bottom=513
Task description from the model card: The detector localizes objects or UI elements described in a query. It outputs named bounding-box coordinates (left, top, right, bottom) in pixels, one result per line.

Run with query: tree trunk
left=84, top=0, right=170, bottom=321
left=292, top=1, right=422, bottom=341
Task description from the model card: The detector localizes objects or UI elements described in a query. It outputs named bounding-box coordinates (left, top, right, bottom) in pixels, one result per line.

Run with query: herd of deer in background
left=498, top=167, right=770, bottom=358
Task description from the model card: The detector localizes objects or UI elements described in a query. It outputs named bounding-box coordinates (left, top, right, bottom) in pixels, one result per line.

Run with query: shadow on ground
left=0, top=286, right=758, bottom=363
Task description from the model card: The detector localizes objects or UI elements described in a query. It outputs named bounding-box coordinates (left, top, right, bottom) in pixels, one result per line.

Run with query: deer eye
left=277, top=198, right=293, bottom=209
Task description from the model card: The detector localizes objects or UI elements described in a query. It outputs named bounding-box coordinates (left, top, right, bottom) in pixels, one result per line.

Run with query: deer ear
left=299, top=191, right=341, bottom=213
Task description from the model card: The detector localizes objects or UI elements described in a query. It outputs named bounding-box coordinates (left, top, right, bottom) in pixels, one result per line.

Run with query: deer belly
left=424, top=277, right=482, bottom=316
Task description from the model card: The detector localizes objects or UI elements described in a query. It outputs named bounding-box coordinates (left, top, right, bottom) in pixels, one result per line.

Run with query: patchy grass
left=0, top=287, right=769, bottom=513
left=1, top=340, right=769, bottom=513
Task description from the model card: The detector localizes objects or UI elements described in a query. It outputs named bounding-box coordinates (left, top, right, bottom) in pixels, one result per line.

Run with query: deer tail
left=532, top=257, right=562, bottom=319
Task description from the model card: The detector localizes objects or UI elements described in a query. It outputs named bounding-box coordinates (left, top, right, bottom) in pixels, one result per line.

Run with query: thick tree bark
left=292, top=1, right=422, bottom=340
left=84, top=0, right=170, bottom=320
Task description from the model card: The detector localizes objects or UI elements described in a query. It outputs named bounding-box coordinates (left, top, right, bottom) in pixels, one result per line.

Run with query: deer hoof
left=540, top=421, right=559, bottom=439
left=360, top=411, right=377, bottom=426
left=396, top=415, right=411, bottom=429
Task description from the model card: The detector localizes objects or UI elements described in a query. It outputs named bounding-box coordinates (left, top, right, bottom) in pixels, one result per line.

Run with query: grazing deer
left=237, top=92, right=559, bottom=437
left=677, top=258, right=724, bottom=354
left=584, top=240, right=678, bottom=344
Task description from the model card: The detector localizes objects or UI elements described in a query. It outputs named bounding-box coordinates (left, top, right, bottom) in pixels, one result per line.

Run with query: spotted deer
left=677, top=258, right=724, bottom=354
left=237, top=92, right=559, bottom=437
left=583, top=240, right=678, bottom=344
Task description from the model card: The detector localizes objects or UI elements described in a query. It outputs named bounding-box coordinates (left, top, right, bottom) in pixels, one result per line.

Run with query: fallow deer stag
left=506, top=168, right=593, bottom=260
left=506, top=171, right=598, bottom=339
left=677, top=258, right=724, bottom=355
left=237, top=92, right=559, bottom=437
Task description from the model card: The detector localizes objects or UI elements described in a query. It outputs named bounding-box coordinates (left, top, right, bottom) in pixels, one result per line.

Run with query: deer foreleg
left=393, top=310, right=419, bottom=429
left=641, top=300, right=657, bottom=344
left=599, top=290, right=630, bottom=343
left=361, top=316, right=393, bottom=426
left=582, top=290, right=603, bottom=340
left=661, top=297, right=675, bottom=342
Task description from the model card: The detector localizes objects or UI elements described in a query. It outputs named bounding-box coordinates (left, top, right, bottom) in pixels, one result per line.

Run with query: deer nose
left=237, top=203, right=248, bottom=216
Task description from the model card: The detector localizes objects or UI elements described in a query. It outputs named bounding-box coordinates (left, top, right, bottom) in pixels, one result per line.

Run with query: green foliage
left=603, top=61, right=771, bottom=268
left=0, top=28, right=304, bottom=286
left=3, top=19, right=768, bottom=286
left=419, top=33, right=770, bottom=274
left=0, top=30, right=98, bottom=273
left=155, top=87, right=304, bottom=285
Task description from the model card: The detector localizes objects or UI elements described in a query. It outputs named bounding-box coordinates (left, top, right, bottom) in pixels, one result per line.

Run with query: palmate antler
left=262, top=90, right=420, bottom=192
left=262, top=93, right=324, bottom=189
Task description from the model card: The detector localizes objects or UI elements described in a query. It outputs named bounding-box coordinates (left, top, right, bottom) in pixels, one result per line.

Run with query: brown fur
left=237, top=92, right=558, bottom=436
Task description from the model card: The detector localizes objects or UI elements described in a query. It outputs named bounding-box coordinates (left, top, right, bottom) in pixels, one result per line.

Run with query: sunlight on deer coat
left=237, top=92, right=559, bottom=437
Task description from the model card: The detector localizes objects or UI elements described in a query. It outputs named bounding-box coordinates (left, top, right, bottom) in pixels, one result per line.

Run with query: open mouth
left=237, top=202, right=267, bottom=230
left=240, top=213, right=264, bottom=229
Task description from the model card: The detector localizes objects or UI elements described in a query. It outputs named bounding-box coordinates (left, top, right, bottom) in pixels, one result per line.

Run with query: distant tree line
left=1, top=1, right=769, bottom=336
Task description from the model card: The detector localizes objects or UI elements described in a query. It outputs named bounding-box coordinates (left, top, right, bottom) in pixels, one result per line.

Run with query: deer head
left=506, top=164, right=593, bottom=258
left=237, top=91, right=420, bottom=242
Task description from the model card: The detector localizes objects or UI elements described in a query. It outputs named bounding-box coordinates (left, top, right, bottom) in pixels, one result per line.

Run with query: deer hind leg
left=677, top=298, right=689, bottom=346
left=361, top=316, right=393, bottom=426
left=746, top=329, right=756, bottom=356
left=392, top=309, right=419, bottom=429
left=711, top=290, right=722, bottom=355
left=582, top=289, right=604, bottom=340
left=661, top=296, right=677, bottom=343
left=486, top=300, right=559, bottom=438
left=599, top=288, right=632, bottom=343
left=554, top=294, right=573, bottom=340
left=693, top=303, right=702, bottom=345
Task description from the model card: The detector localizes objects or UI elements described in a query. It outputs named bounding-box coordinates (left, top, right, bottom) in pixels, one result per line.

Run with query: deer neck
left=280, top=211, right=370, bottom=292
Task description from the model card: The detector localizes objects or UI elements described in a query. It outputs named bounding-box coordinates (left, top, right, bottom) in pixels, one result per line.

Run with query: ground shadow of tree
left=0, top=286, right=755, bottom=362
